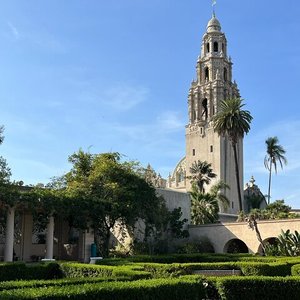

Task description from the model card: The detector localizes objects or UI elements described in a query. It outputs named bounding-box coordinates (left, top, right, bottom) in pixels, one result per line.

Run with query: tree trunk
left=232, top=142, right=243, bottom=211
left=253, top=218, right=265, bottom=255
left=267, top=162, right=272, bottom=205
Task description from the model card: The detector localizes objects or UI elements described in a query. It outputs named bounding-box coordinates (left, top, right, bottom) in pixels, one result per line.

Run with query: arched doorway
left=223, top=239, right=249, bottom=254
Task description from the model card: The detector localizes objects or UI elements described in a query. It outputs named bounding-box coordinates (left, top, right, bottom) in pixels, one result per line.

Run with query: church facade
left=167, top=15, right=243, bottom=214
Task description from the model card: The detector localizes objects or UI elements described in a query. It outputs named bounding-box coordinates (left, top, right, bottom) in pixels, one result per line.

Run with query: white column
left=45, top=215, right=54, bottom=259
left=4, top=206, right=15, bottom=262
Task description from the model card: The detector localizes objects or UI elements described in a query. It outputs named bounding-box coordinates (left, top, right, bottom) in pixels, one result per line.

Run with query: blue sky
left=0, top=1, right=300, bottom=207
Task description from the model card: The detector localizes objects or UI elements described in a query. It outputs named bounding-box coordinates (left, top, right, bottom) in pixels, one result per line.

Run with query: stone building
left=168, top=14, right=243, bottom=214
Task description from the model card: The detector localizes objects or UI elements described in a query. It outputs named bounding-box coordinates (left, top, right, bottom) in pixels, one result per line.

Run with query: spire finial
left=212, top=0, right=217, bottom=17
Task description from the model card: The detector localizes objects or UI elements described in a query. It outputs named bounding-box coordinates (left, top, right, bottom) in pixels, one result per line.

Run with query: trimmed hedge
left=3, top=275, right=300, bottom=300
left=99, top=254, right=300, bottom=266
left=292, top=264, right=300, bottom=276
left=215, top=276, right=300, bottom=300
left=0, top=277, right=207, bottom=300
left=98, top=253, right=280, bottom=265
left=0, top=262, right=62, bottom=281
left=0, top=277, right=126, bottom=292
left=141, top=261, right=296, bottom=277
left=60, top=262, right=150, bottom=280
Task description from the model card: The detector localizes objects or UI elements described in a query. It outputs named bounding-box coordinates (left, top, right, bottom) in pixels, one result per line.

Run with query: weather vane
left=212, top=0, right=217, bottom=17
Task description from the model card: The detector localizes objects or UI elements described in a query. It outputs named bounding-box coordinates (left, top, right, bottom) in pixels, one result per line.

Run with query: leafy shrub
left=59, top=262, right=150, bottom=280
left=0, top=262, right=62, bottom=281
left=98, top=253, right=296, bottom=266
left=0, top=277, right=125, bottom=292
left=291, top=264, right=300, bottom=276
left=176, top=238, right=215, bottom=254
left=0, top=277, right=208, bottom=300
left=215, top=276, right=300, bottom=300
left=140, top=261, right=298, bottom=277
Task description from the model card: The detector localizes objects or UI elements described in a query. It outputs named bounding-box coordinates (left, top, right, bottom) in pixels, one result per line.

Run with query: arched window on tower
left=206, top=43, right=210, bottom=53
left=204, top=67, right=209, bottom=81
left=202, top=98, right=208, bottom=120
left=224, top=68, right=228, bottom=81
left=214, top=41, right=218, bottom=52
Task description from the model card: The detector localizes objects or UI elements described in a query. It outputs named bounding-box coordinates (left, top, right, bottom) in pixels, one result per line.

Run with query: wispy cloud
left=112, top=110, right=184, bottom=141
left=7, top=22, right=20, bottom=40
left=100, top=85, right=149, bottom=111
left=157, top=111, right=185, bottom=131
left=5, top=21, right=66, bottom=53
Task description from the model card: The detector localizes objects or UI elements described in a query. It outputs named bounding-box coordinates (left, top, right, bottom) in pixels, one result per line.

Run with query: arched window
left=224, top=68, right=228, bottom=81
left=214, top=41, right=218, bottom=52
left=204, top=67, right=209, bottom=81
left=202, top=98, right=208, bottom=120
left=206, top=43, right=210, bottom=53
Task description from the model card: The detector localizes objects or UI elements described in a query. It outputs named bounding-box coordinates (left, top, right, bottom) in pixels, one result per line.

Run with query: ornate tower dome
left=206, top=15, right=221, bottom=33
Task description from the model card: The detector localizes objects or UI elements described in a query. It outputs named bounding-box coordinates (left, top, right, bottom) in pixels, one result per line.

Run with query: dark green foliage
left=245, top=193, right=265, bottom=210
left=0, top=277, right=126, bottom=292
left=187, top=160, right=217, bottom=193
left=59, top=262, right=150, bottom=280
left=0, top=277, right=207, bottom=300
left=215, top=276, right=300, bottom=300
left=98, top=253, right=286, bottom=265
left=265, top=229, right=300, bottom=256
left=176, top=238, right=215, bottom=254
left=140, top=261, right=295, bottom=277
left=0, top=263, right=62, bottom=281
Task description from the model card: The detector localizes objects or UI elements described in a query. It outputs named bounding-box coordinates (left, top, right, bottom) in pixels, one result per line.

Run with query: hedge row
left=0, top=260, right=297, bottom=283
left=3, top=276, right=300, bottom=299
left=98, top=253, right=300, bottom=266
left=215, top=276, right=300, bottom=300
left=0, top=277, right=207, bottom=300
left=0, top=262, right=150, bottom=282
left=141, top=261, right=296, bottom=277
left=98, top=253, right=281, bottom=265
left=60, top=263, right=150, bottom=280
left=292, top=264, right=300, bottom=276
left=0, top=277, right=125, bottom=292
left=0, top=262, right=62, bottom=281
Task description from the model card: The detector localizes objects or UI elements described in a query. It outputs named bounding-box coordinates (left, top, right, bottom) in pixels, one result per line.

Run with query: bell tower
left=185, top=14, right=243, bottom=213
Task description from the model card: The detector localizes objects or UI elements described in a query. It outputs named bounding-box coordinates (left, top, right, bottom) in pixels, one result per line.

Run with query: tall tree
left=0, top=125, right=4, bottom=145
left=190, top=181, right=229, bottom=225
left=64, top=150, right=164, bottom=257
left=188, top=160, right=216, bottom=193
left=264, top=136, right=287, bottom=204
left=213, top=98, right=252, bottom=211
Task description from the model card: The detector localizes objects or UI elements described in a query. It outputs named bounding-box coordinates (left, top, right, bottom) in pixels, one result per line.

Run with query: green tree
left=245, top=194, right=265, bottom=211
left=64, top=150, right=164, bottom=257
left=188, top=160, right=216, bottom=193
left=264, top=136, right=287, bottom=204
left=213, top=98, right=252, bottom=211
left=190, top=181, right=229, bottom=225
left=0, top=125, right=4, bottom=145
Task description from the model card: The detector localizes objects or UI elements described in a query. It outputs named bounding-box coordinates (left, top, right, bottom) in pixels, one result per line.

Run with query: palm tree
left=264, top=136, right=287, bottom=204
left=213, top=98, right=252, bottom=212
left=188, top=160, right=217, bottom=193
left=190, top=181, right=229, bottom=225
